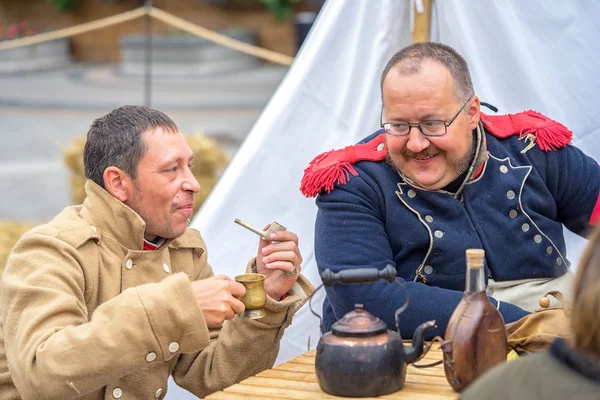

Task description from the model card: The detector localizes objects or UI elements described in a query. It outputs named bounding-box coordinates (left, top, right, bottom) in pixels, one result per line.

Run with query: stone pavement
left=0, top=63, right=288, bottom=222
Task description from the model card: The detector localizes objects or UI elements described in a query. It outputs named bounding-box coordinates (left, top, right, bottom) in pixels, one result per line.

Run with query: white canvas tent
left=171, top=0, right=600, bottom=397
left=194, top=0, right=413, bottom=366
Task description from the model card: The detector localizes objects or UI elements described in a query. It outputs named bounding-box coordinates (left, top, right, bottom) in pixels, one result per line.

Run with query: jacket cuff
left=245, top=257, right=314, bottom=338
left=136, top=272, right=211, bottom=361
left=490, top=296, right=530, bottom=323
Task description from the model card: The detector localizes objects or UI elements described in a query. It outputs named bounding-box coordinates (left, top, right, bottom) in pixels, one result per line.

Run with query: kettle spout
left=404, top=320, right=437, bottom=364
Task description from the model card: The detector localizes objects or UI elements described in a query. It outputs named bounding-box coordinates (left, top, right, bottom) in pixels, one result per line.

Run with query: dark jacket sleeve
left=528, top=143, right=600, bottom=235
left=315, top=170, right=528, bottom=338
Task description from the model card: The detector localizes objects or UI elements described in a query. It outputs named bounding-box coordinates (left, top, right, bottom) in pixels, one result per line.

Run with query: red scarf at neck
left=143, top=238, right=165, bottom=251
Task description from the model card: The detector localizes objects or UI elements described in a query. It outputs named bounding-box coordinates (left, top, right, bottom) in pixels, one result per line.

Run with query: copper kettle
left=313, top=266, right=437, bottom=397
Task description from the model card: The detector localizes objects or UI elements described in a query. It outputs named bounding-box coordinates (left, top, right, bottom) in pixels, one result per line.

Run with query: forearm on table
left=173, top=274, right=312, bottom=397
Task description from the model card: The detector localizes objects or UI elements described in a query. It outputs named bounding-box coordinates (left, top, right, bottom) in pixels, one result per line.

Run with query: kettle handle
left=309, top=265, right=410, bottom=337
left=321, top=265, right=397, bottom=287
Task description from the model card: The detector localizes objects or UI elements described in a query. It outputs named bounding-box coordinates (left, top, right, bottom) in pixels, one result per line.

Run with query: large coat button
left=112, top=388, right=122, bottom=399
left=168, top=342, right=180, bottom=353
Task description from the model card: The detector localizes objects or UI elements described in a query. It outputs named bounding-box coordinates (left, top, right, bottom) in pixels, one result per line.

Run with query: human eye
left=165, top=166, right=178, bottom=173
left=421, top=121, right=444, bottom=128
left=421, top=121, right=445, bottom=134
left=384, top=122, right=409, bottom=135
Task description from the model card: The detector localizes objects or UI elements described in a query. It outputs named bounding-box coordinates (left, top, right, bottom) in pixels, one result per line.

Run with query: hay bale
left=62, top=136, right=86, bottom=176
left=0, top=220, right=35, bottom=275
left=63, top=134, right=230, bottom=216
left=63, top=136, right=87, bottom=205
left=186, top=135, right=230, bottom=214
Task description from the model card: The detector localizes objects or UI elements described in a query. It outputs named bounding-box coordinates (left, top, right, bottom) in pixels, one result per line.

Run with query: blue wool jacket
left=314, top=129, right=600, bottom=339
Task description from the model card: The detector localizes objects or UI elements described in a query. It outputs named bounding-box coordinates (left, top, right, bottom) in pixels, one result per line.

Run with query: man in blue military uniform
left=301, top=42, right=600, bottom=338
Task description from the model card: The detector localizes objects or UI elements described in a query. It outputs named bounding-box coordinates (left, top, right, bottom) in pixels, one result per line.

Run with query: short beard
left=128, top=179, right=182, bottom=240
left=385, top=141, right=474, bottom=188
left=385, top=153, right=402, bottom=176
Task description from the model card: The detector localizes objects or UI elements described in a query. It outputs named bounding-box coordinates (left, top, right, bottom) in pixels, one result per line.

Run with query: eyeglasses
left=380, top=98, right=472, bottom=137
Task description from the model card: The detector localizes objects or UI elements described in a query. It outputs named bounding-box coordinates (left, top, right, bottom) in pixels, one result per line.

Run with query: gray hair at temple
left=380, top=42, right=475, bottom=104
left=570, top=225, right=600, bottom=358
left=83, top=105, right=179, bottom=189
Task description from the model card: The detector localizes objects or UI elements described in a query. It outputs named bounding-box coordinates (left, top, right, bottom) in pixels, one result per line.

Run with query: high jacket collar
left=79, top=180, right=150, bottom=250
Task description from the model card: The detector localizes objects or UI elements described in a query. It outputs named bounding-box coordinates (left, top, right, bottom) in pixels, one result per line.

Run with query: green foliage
left=47, top=0, right=77, bottom=12
left=259, top=0, right=300, bottom=20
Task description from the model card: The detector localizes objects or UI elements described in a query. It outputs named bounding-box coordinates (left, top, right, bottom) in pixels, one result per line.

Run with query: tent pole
left=412, top=0, right=432, bottom=43
left=144, top=0, right=153, bottom=108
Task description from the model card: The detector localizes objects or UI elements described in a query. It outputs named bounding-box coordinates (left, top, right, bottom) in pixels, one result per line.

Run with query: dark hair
left=380, top=42, right=475, bottom=103
left=83, top=105, right=178, bottom=188
left=570, top=226, right=600, bottom=358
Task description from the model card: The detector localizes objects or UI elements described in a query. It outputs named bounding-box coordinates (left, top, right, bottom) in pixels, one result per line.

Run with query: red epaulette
left=481, top=110, right=572, bottom=152
left=300, top=134, right=388, bottom=198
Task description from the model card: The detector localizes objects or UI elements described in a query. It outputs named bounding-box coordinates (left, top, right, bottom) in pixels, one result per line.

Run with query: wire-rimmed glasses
left=380, top=98, right=472, bottom=137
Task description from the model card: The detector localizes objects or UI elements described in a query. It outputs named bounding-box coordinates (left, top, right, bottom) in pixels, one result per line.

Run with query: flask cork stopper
left=465, top=249, right=485, bottom=269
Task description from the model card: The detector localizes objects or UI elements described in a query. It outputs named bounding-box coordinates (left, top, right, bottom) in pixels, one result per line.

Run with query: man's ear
left=103, top=167, right=132, bottom=202
left=468, top=96, right=481, bottom=130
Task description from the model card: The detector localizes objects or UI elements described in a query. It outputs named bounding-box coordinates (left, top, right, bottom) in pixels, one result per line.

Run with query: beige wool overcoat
left=0, top=181, right=313, bottom=400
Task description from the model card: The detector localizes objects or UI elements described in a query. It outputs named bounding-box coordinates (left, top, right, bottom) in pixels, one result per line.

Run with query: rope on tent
left=0, top=7, right=146, bottom=51
left=149, top=8, right=294, bottom=66
left=0, top=6, right=295, bottom=66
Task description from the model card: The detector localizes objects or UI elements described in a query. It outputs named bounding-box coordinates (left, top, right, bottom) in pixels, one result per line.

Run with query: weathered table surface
left=205, top=345, right=459, bottom=399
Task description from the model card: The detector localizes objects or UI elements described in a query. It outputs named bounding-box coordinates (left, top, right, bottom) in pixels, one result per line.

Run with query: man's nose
left=182, top=168, right=201, bottom=193
left=405, top=128, right=430, bottom=154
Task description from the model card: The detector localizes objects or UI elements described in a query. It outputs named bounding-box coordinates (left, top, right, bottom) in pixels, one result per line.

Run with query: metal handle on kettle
left=309, top=265, right=405, bottom=336
left=320, top=265, right=397, bottom=287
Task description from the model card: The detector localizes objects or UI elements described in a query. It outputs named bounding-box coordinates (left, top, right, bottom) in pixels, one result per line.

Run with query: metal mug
left=235, top=273, right=267, bottom=319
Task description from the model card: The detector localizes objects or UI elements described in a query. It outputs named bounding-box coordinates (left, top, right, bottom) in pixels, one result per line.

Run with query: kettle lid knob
left=331, top=306, right=387, bottom=337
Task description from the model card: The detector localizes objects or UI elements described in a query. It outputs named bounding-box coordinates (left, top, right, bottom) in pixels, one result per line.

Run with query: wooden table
left=206, top=345, right=458, bottom=399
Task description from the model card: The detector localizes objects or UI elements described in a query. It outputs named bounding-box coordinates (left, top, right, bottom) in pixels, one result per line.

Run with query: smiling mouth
left=175, top=204, right=194, bottom=214
left=412, top=153, right=438, bottom=161
left=177, top=208, right=193, bottom=219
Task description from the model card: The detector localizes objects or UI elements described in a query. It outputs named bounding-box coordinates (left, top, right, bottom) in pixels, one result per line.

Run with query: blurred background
left=0, top=0, right=323, bottom=268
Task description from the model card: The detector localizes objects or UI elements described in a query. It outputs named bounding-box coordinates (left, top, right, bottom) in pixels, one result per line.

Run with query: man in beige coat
left=0, top=105, right=313, bottom=400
